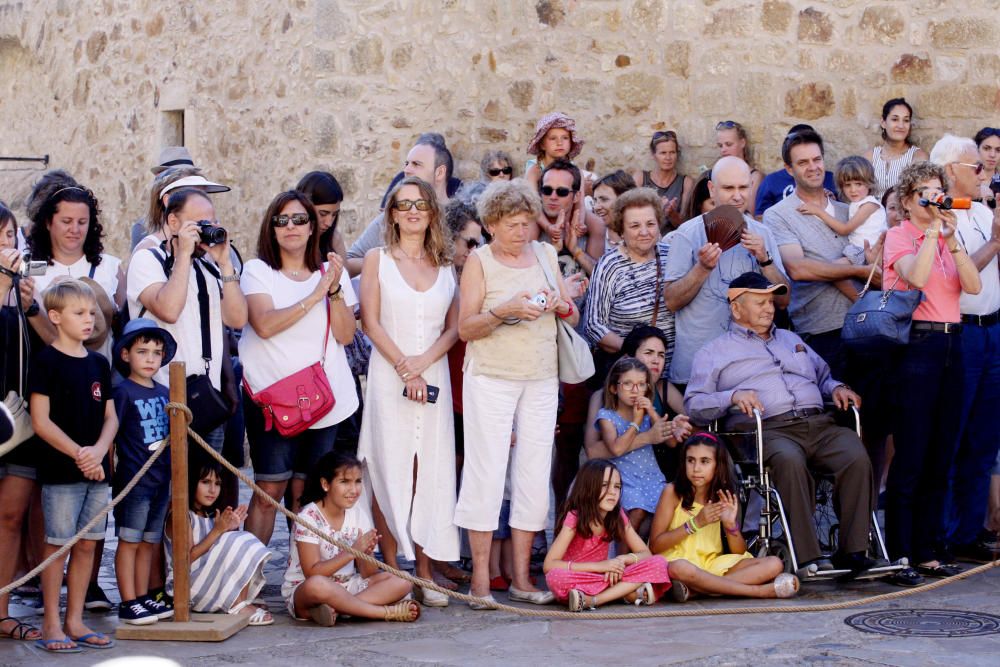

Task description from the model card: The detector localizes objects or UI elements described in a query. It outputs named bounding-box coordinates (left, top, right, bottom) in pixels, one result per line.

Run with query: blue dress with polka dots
left=595, top=408, right=667, bottom=513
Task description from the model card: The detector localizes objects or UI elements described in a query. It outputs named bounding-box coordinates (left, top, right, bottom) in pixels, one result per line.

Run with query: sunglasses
left=487, top=167, right=513, bottom=177
left=392, top=199, right=431, bottom=212
left=715, top=120, right=739, bottom=130
left=272, top=214, right=310, bottom=227
left=652, top=130, right=677, bottom=140
left=956, top=162, right=985, bottom=175
left=540, top=185, right=574, bottom=197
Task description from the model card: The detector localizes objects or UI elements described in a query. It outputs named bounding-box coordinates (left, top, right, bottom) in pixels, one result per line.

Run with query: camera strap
left=192, top=261, right=213, bottom=372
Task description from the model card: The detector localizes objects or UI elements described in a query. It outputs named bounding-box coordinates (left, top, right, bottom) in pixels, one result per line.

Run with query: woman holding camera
left=883, top=162, right=981, bottom=587
left=454, top=179, right=578, bottom=608
left=357, top=177, right=459, bottom=607
left=239, top=191, right=358, bottom=547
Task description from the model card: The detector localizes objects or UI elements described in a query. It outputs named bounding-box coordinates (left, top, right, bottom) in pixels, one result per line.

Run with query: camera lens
left=198, top=223, right=227, bottom=246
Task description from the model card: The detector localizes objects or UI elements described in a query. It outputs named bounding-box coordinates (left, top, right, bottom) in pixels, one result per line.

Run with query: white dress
left=357, top=250, right=459, bottom=562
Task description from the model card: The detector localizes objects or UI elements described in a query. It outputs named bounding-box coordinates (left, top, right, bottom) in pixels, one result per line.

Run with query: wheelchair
left=711, top=405, right=908, bottom=581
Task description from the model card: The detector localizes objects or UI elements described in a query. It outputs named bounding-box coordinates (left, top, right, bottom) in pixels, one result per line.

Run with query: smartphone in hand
left=402, top=385, right=439, bottom=403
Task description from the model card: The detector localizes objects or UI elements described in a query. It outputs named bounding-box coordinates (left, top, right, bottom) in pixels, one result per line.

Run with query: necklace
left=397, top=247, right=424, bottom=261
left=283, top=267, right=304, bottom=278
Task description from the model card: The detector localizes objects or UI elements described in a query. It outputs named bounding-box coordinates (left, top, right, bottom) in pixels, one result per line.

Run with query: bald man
left=663, top=156, right=790, bottom=387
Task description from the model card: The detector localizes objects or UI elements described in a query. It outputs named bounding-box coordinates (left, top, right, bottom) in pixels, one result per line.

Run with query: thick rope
left=0, top=434, right=170, bottom=599
left=172, top=403, right=1000, bottom=620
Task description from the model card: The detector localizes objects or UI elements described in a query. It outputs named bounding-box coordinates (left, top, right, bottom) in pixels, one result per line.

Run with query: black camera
left=196, top=220, right=227, bottom=246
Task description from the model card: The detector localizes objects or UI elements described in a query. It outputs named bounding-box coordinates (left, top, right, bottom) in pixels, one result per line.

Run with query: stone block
left=615, top=72, right=663, bottom=114
left=508, top=80, right=534, bottom=110
left=929, top=18, right=996, bottom=49
left=145, top=14, right=164, bottom=37
left=797, top=7, right=833, bottom=43
left=891, top=53, right=932, bottom=84
left=391, top=43, right=412, bottom=70
left=478, top=127, right=508, bottom=142
left=535, top=0, right=565, bottom=27
left=349, top=35, right=383, bottom=75
left=858, top=6, right=905, bottom=44
left=918, top=85, right=999, bottom=119
left=313, top=114, right=338, bottom=153
left=557, top=78, right=602, bottom=109
left=630, top=0, right=662, bottom=27
left=705, top=5, right=754, bottom=37
left=664, top=41, right=689, bottom=78
left=315, top=0, right=349, bottom=38
left=827, top=50, right=863, bottom=74
left=761, top=0, right=793, bottom=33
left=784, top=82, right=835, bottom=120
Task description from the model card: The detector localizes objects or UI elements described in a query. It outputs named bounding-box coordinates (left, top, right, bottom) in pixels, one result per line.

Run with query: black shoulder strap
left=137, top=246, right=171, bottom=319
left=88, top=261, right=97, bottom=279
left=192, top=261, right=212, bottom=371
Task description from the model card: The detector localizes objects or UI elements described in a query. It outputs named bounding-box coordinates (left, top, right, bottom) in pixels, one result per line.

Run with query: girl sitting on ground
left=165, top=459, right=273, bottom=625
left=281, top=452, right=418, bottom=625
left=544, top=459, right=671, bottom=611
left=649, top=434, right=799, bottom=601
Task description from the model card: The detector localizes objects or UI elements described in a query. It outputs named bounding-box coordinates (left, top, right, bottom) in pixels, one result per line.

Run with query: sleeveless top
left=467, top=243, right=558, bottom=381
left=642, top=171, right=684, bottom=202
left=872, top=145, right=919, bottom=199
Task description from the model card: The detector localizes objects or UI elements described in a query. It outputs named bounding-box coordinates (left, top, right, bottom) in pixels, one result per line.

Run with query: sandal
left=567, top=589, right=596, bottom=612
left=773, top=573, right=800, bottom=599
left=34, top=637, right=82, bottom=654
left=68, top=631, right=115, bottom=649
left=915, top=562, right=963, bottom=578
left=247, top=607, right=274, bottom=626
left=308, top=603, right=338, bottom=627
left=383, top=600, right=420, bottom=622
left=888, top=566, right=924, bottom=587
left=668, top=580, right=690, bottom=603
left=0, top=616, right=41, bottom=641
left=633, top=583, right=655, bottom=606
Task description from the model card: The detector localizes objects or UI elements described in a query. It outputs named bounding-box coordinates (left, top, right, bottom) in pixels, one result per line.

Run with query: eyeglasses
left=617, top=381, right=648, bottom=392
left=956, top=162, right=985, bottom=175
left=461, top=237, right=482, bottom=250
left=392, top=199, right=431, bottom=212
left=540, top=185, right=574, bottom=197
left=716, top=120, right=740, bottom=130
left=487, top=167, right=513, bottom=177
left=272, top=214, right=310, bottom=227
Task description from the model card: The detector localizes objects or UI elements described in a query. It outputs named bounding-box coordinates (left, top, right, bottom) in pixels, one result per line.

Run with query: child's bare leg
left=371, top=498, right=399, bottom=570
left=115, top=541, right=139, bottom=601
left=356, top=571, right=413, bottom=605
left=294, top=575, right=416, bottom=621
left=135, top=542, right=154, bottom=597
left=593, top=580, right=644, bottom=606
left=722, top=556, right=784, bottom=585
left=63, top=540, right=109, bottom=644
left=670, top=559, right=777, bottom=599
left=40, top=545, right=73, bottom=646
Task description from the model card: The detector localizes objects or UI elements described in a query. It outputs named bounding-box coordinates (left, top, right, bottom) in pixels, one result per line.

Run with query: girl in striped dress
left=165, top=461, right=273, bottom=625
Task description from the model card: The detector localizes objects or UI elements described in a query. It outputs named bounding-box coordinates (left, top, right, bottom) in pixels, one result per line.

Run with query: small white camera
left=530, top=292, right=547, bottom=308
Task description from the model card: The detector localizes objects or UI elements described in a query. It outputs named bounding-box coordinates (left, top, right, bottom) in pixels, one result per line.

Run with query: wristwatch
left=24, top=300, right=39, bottom=317
left=220, top=273, right=240, bottom=283
left=759, top=252, right=774, bottom=267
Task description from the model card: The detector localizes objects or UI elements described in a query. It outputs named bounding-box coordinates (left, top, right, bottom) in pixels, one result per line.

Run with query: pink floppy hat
left=526, top=112, right=584, bottom=160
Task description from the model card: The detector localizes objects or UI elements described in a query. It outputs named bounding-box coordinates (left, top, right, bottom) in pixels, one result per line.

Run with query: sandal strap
left=0, top=617, right=38, bottom=639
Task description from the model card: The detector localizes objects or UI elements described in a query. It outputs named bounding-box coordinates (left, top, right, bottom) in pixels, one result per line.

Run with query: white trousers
left=454, top=370, right=559, bottom=532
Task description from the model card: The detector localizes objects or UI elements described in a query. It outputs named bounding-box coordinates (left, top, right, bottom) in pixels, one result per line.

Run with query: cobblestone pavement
left=2, top=473, right=998, bottom=666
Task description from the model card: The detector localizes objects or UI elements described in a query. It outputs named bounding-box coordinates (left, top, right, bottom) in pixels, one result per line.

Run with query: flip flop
left=69, top=632, right=115, bottom=649
left=34, top=637, right=82, bottom=653
left=0, top=616, right=41, bottom=640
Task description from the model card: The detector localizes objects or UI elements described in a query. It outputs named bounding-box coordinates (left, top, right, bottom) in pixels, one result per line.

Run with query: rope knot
left=166, top=402, right=194, bottom=424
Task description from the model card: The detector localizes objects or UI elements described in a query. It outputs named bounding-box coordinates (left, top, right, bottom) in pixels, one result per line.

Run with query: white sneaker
left=414, top=586, right=449, bottom=607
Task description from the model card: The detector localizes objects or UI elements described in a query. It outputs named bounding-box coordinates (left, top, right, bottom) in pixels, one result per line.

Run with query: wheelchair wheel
left=813, top=477, right=839, bottom=554
left=759, top=540, right=794, bottom=574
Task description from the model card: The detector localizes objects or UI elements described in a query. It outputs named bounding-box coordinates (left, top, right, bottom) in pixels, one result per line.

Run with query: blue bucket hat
left=113, top=318, right=178, bottom=377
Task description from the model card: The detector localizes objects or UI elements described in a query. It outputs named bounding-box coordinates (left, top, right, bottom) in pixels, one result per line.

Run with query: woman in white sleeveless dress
left=358, top=177, right=459, bottom=608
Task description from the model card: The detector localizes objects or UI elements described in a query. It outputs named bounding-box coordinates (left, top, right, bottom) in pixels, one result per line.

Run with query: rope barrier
left=170, top=403, right=1000, bottom=620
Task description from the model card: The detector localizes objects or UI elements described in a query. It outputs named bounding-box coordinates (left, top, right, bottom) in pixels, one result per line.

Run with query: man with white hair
left=930, top=134, right=1000, bottom=563
left=664, top=156, right=790, bottom=387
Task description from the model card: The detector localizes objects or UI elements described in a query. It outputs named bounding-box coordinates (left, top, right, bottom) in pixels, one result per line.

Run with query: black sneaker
left=84, top=583, right=113, bottom=611
left=140, top=594, right=174, bottom=620
left=152, top=587, right=174, bottom=609
left=119, top=598, right=158, bottom=625
left=951, top=541, right=999, bottom=564
left=832, top=551, right=877, bottom=577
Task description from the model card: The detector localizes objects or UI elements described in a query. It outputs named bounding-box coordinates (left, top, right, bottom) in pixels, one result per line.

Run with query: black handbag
left=841, top=251, right=923, bottom=353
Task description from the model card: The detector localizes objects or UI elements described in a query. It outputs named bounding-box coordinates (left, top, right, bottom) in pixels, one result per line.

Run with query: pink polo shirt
left=883, top=220, right=961, bottom=323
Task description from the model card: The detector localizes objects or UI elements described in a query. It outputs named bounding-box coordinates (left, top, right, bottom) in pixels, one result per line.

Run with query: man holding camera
left=126, top=190, right=247, bottom=451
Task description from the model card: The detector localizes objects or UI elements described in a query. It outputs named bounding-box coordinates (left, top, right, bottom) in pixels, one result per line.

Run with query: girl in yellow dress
left=649, top=434, right=799, bottom=601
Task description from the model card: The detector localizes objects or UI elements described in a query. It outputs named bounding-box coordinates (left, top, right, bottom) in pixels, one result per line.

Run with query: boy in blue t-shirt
left=111, top=318, right=177, bottom=626
left=29, top=280, right=118, bottom=652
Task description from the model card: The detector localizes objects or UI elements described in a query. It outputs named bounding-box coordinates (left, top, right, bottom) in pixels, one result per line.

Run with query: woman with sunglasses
left=974, top=128, right=1000, bottom=207
left=240, top=191, right=359, bottom=547
left=715, top=120, right=763, bottom=213
left=632, top=131, right=694, bottom=232
left=358, top=177, right=460, bottom=608
left=480, top=151, right=515, bottom=183
left=864, top=98, right=929, bottom=199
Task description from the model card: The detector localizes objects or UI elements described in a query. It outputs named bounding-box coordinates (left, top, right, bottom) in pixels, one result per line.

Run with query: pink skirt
left=545, top=555, right=671, bottom=601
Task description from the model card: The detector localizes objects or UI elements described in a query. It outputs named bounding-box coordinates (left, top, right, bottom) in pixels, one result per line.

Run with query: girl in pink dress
left=544, top=459, right=671, bottom=611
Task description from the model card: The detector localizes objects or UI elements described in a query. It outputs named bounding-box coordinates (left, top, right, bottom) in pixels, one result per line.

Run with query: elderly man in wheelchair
left=684, top=272, right=882, bottom=579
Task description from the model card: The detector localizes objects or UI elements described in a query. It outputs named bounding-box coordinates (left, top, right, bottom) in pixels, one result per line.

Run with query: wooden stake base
left=116, top=612, right=249, bottom=642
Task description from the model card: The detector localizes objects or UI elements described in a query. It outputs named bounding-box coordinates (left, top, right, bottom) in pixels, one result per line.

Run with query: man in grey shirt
left=664, top=156, right=790, bottom=387
left=685, top=272, right=873, bottom=575
left=346, top=136, right=453, bottom=276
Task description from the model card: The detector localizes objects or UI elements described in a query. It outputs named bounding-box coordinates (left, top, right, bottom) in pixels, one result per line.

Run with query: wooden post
left=168, top=361, right=191, bottom=623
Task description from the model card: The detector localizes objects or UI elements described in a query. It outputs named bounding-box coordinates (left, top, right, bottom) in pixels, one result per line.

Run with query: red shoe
left=489, top=576, right=510, bottom=592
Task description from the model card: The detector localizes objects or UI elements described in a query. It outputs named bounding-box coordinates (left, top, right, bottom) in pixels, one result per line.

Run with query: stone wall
left=1, top=0, right=999, bottom=255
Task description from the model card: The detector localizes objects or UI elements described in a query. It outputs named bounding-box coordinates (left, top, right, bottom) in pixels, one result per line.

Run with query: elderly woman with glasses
left=454, top=179, right=579, bottom=608
left=715, top=120, right=763, bottom=213
left=632, top=131, right=694, bottom=232
left=240, top=190, right=359, bottom=547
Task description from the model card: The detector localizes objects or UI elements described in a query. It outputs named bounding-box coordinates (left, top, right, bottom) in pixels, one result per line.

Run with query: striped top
left=872, top=145, right=919, bottom=199
left=585, top=242, right=674, bottom=368
left=165, top=510, right=271, bottom=613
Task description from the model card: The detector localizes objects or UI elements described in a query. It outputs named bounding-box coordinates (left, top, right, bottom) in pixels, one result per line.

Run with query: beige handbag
left=531, top=242, right=595, bottom=384
left=0, top=303, right=33, bottom=456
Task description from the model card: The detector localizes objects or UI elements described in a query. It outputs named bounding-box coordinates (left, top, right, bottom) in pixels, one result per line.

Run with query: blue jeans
left=946, top=322, right=1000, bottom=545
left=886, top=330, right=964, bottom=563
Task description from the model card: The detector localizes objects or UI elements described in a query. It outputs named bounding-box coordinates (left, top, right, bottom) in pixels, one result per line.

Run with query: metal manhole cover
left=845, top=609, right=1000, bottom=637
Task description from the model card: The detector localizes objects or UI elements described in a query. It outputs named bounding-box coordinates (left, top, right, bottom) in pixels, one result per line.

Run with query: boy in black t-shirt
left=111, top=318, right=177, bottom=626
left=29, top=280, right=118, bottom=652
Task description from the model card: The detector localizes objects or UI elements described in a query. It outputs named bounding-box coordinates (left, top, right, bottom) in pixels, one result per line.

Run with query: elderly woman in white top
left=454, top=179, right=579, bottom=608
left=239, top=191, right=358, bottom=547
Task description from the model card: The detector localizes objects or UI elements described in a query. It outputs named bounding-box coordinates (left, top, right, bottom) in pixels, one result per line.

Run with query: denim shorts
left=493, top=499, right=512, bottom=540
left=42, top=482, right=109, bottom=545
left=114, top=482, right=170, bottom=543
left=244, top=394, right=339, bottom=482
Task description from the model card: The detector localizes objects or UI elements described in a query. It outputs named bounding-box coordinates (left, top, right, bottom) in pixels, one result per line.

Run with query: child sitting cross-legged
left=30, top=280, right=118, bottom=653
left=112, top=318, right=178, bottom=626
left=282, top=451, right=419, bottom=625
left=544, top=459, right=671, bottom=611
